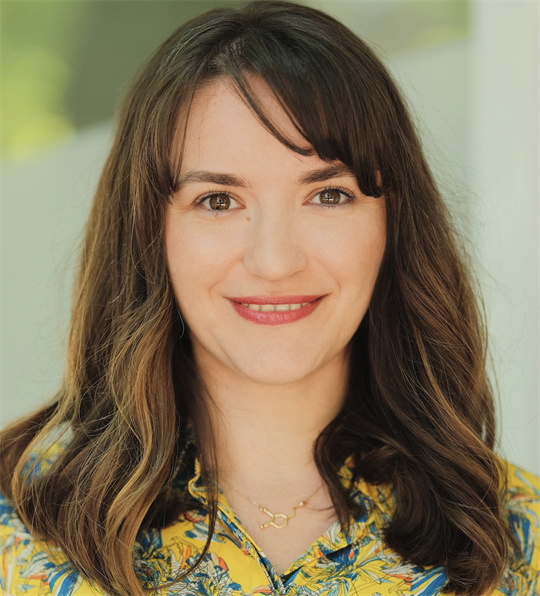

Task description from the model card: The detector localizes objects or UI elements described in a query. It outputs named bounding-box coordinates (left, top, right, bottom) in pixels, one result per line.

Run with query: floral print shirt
left=0, top=436, right=538, bottom=596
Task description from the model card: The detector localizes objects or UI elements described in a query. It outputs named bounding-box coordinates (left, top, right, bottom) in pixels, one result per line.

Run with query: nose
left=243, top=208, right=308, bottom=281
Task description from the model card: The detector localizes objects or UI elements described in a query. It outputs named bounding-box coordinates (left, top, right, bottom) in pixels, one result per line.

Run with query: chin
left=230, top=349, right=325, bottom=387
left=240, top=367, right=313, bottom=387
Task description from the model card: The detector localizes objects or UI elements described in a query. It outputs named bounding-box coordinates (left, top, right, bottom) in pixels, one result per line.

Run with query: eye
left=196, top=192, right=241, bottom=211
left=311, top=187, right=354, bottom=208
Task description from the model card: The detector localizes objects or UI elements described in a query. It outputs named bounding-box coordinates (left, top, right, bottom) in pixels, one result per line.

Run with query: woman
left=0, top=2, right=538, bottom=595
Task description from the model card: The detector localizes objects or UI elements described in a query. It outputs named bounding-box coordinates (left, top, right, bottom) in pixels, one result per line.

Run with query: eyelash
left=313, top=186, right=355, bottom=209
left=195, top=186, right=355, bottom=212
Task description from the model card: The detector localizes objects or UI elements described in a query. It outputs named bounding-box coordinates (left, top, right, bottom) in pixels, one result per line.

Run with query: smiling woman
left=0, top=2, right=538, bottom=596
left=166, top=78, right=385, bottom=393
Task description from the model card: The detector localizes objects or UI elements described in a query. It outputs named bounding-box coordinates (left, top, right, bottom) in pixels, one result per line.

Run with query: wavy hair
left=0, top=2, right=516, bottom=595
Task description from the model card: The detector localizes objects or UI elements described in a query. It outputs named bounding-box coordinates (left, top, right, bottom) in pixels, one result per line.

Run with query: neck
left=193, top=344, right=349, bottom=494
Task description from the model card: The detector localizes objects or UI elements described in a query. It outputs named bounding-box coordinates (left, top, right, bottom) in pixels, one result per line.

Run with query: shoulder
left=497, top=462, right=539, bottom=595
left=0, top=491, right=103, bottom=596
left=349, top=459, right=540, bottom=596
left=503, top=461, right=539, bottom=546
left=504, top=461, right=539, bottom=507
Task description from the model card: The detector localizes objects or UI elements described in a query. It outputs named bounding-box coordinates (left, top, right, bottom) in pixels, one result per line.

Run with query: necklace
left=229, top=484, right=322, bottom=530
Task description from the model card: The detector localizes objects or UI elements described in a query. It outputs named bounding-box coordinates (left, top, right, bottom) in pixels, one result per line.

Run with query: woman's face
left=165, top=78, right=386, bottom=386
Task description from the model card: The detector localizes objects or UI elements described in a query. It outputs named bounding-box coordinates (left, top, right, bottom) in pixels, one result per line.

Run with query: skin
left=165, top=78, right=386, bottom=575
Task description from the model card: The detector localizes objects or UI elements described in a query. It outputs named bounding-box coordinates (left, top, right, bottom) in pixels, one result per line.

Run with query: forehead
left=174, top=77, right=323, bottom=175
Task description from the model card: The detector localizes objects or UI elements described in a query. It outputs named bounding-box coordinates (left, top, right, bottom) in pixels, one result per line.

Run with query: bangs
left=165, top=22, right=386, bottom=199
left=209, top=29, right=384, bottom=199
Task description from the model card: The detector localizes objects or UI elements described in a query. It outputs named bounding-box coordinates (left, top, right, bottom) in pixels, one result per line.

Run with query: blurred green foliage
left=1, top=0, right=467, bottom=160
left=2, top=2, right=89, bottom=158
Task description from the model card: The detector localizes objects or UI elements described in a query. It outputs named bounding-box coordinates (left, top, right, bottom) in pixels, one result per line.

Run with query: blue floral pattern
left=1, top=446, right=538, bottom=595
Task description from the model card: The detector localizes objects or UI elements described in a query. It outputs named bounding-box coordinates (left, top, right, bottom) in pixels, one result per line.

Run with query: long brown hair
left=0, top=2, right=516, bottom=595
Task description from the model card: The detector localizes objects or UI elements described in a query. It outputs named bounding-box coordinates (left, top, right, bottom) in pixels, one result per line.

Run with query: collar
left=182, top=452, right=396, bottom=583
left=185, top=449, right=395, bottom=546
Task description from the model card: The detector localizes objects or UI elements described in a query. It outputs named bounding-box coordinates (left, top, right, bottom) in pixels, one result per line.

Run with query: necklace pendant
left=228, top=484, right=318, bottom=530
left=258, top=502, right=305, bottom=530
left=259, top=509, right=290, bottom=530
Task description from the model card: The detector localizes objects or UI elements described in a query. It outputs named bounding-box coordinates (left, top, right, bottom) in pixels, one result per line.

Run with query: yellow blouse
left=0, top=443, right=538, bottom=596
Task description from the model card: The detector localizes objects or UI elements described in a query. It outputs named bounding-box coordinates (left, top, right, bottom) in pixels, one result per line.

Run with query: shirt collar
left=186, top=448, right=395, bottom=543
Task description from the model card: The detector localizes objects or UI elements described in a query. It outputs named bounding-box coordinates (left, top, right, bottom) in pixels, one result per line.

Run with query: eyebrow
left=176, top=171, right=249, bottom=188
left=297, top=164, right=355, bottom=184
left=176, top=165, right=355, bottom=189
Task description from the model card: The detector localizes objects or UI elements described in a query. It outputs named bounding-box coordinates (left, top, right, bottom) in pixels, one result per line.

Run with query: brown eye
left=318, top=189, right=343, bottom=205
left=209, top=194, right=231, bottom=210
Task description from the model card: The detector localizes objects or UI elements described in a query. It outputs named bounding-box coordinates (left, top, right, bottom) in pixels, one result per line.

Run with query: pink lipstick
left=228, top=295, right=324, bottom=325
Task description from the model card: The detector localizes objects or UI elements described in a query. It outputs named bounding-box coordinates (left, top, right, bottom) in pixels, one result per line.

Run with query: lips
left=229, top=295, right=321, bottom=305
left=228, top=295, right=324, bottom=325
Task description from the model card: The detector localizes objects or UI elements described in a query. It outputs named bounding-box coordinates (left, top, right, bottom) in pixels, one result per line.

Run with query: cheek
left=350, top=220, right=386, bottom=281
left=164, top=217, right=243, bottom=303
left=308, top=212, right=386, bottom=295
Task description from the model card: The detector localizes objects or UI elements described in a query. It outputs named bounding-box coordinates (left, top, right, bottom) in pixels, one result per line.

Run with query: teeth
left=241, top=302, right=310, bottom=311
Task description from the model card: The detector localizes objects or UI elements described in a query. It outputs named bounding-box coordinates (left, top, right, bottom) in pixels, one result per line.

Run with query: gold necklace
left=229, top=484, right=322, bottom=529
